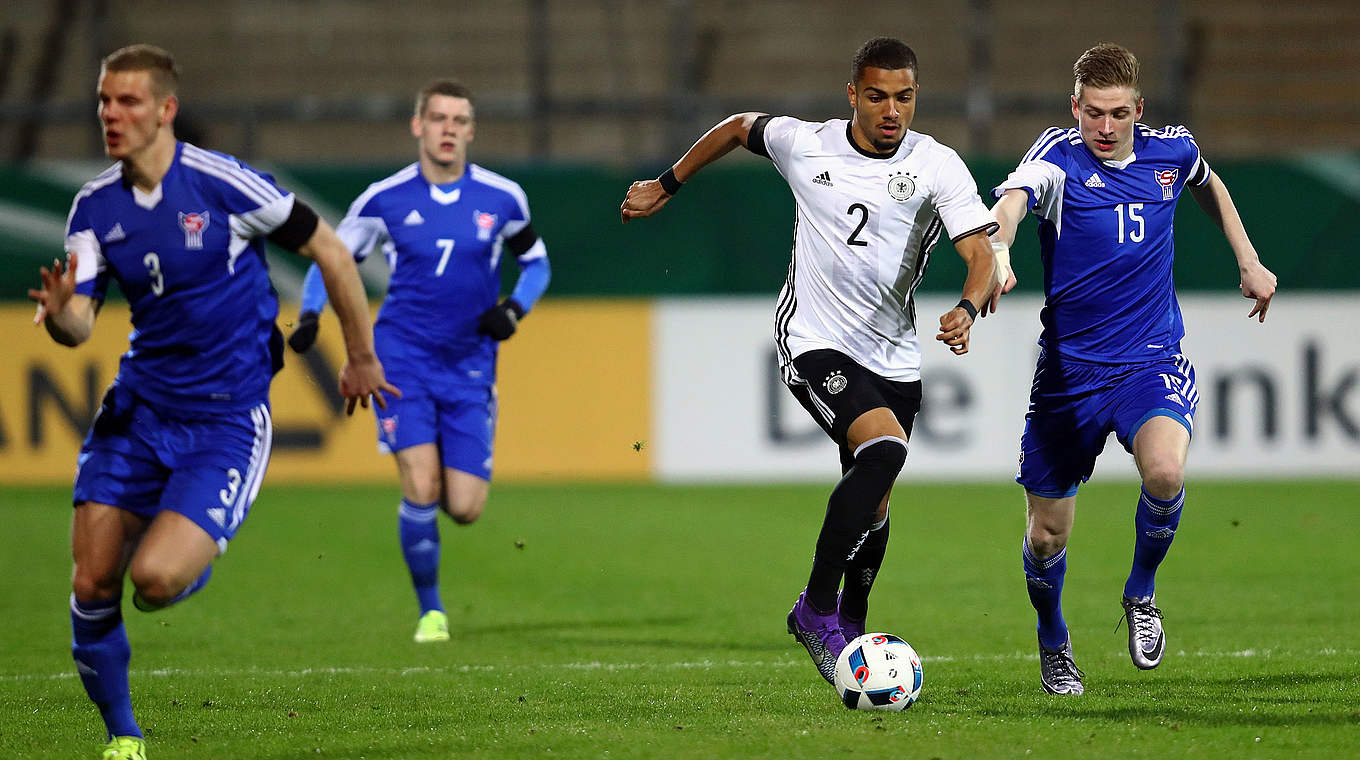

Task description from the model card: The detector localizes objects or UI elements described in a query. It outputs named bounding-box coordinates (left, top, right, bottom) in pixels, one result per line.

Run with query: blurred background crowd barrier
left=2, top=0, right=1356, bottom=483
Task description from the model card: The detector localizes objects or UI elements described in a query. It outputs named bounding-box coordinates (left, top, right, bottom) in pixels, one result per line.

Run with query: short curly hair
left=851, top=37, right=919, bottom=85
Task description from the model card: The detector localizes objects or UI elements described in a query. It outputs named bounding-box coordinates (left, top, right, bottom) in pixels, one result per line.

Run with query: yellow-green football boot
left=102, top=735, right=147, bottom=759
left=414, top=610, right=449, bottom=643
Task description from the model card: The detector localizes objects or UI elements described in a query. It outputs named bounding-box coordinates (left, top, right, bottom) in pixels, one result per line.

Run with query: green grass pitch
left=2, top=481, right=1357, bottom=758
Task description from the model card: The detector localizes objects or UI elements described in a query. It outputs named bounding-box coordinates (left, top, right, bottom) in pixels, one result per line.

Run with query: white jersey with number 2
left=750, top=116, right=996, bottom=382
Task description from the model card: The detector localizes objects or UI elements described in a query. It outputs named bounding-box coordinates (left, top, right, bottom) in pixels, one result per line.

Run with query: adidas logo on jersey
left=102, top=223, right=126, bottom=243
left=403, top=209, right=425, bottom=226
left=1084, top=172, right=1106, bottom=188
left=812, top=171, right=834, bottom=187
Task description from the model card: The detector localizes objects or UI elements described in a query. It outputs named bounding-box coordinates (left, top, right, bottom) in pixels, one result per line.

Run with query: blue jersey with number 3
left=65, top=142, right=295, bottom=411
left=336, top=163, right=534, bottom=384
left=994, top=125, right=1212, bottom=363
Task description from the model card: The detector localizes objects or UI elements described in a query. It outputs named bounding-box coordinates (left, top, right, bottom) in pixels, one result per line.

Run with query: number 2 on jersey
left=846, top=204, right=870, bottom=247
left=1114, top=203, right=1145, bottom=243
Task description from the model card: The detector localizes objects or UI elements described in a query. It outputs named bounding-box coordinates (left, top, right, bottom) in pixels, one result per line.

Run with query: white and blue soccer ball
left=833, top=633, right=924, bottom=711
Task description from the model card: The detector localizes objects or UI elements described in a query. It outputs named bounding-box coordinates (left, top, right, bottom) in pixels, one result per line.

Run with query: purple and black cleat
left=787, top=589, right=848, bottom=684
left=836, top=590, right=866, bottom=644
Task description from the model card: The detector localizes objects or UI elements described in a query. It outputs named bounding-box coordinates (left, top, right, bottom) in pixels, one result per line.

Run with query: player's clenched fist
left=620, top=179, right=672, bottom=223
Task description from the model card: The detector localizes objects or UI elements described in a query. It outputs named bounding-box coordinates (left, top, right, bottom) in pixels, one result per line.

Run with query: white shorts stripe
left=226, top=404, right=272, bottom=550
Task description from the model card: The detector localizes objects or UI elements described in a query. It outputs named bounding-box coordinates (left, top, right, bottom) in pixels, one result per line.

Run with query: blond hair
left=101, top=44, right=179, bottom=99
left=1073, top=42, right=1140, bottom=99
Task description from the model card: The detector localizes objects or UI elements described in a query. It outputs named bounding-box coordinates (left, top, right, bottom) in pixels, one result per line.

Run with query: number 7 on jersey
left=435, top=238, right=455, bottom=276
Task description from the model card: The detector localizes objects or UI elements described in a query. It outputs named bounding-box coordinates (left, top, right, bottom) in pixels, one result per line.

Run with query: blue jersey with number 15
left=336, top=163, right=536, bottom=384
left=994, top=125, right=1212, bottom=363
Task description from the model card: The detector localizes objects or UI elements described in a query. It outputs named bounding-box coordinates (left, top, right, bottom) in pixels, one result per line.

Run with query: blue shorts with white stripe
left=1017, top=348, right=1198, bottom=498
left=73, top=383, right=273, bottom=554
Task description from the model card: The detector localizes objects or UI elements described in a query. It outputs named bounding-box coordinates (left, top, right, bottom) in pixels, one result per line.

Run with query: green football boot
left=414, top=610, right=450, bottom=643
left=102, top=735, right=147, bottom=759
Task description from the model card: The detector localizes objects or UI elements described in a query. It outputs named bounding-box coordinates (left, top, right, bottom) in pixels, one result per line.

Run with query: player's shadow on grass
left=988, top=671, right=1359, bottom=727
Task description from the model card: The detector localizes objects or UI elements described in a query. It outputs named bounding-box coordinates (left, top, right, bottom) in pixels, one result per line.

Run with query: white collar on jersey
left=131, top=182, right=164, bottom=210
left=429, top=184, right=461, bottom=205
left=1101, top=151, right=1137, bottom=170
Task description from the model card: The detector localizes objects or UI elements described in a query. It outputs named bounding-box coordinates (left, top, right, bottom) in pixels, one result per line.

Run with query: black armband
left=746, top=115, right=774, bottom=159
left=658, top=167, right=683, bottom=196
left=267, top=199, right=320, bottom=252
left=956, top=299, right=978, bottom=321
left=505, top=222, right=539, bottom=257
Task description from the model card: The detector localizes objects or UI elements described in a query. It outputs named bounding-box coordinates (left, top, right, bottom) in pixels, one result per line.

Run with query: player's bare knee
left=1141, top=461, right=1184, bottom=500
left=444, top=496, right=485, bottom=525
left=128, top=565, right=186, bottom=607
left=71, top=567, right=123, bottom=602
left=405, top=479, right=443, bottom=506
left=1143, top=474, right=1184, bottom=501
left=1026, top=524, right=1070, bottom=558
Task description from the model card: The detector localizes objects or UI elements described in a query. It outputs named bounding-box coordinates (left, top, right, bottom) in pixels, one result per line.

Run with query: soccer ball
left=833, top=633, right=923, bottom=711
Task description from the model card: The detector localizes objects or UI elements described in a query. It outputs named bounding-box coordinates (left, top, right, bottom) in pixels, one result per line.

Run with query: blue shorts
left=373, top=371, right=497, bottom=481
left=1017, top=350, right=1198, bottom=498
left=73, top=384, right=273, bottom=554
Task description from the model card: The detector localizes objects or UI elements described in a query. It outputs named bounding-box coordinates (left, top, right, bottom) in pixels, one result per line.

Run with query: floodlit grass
left=3, top=481, right=1357, bottom=758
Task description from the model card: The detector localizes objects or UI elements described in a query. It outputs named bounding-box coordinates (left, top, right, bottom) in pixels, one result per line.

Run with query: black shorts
left=786, top=349, right=922, bottom=469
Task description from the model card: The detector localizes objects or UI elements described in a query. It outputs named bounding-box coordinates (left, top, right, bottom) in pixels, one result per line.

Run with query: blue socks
left=399, top=499, right=443, bottom=614
left=1125, top=486, right=1185, bottom=599
left=1023, top=538, right=1069, bottom=649
left=70, top=594, right=140, bottom=740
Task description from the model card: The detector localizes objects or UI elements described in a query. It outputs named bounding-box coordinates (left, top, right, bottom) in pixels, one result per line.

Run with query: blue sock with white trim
left=1023, top=538, right=1069, bottom=649
left=1125, top=486, right=1185, bottom=599
left=399, top=499, right=443, bottom=614
left=71, top=594, right=141, bottom=739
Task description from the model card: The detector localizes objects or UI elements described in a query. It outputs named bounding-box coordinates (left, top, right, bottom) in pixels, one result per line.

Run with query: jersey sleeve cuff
left=950, top=221, right=1000, bottom=243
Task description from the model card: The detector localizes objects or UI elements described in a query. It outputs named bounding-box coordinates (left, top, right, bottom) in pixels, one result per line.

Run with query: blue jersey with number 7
left=334, top=162, right=540, bottom=384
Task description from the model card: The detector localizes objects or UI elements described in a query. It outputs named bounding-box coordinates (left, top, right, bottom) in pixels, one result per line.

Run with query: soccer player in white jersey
left=286, top=80, right=551, bottom=644
left=26, top=45, right=397, bottom=759
left=621, top=37, right=1004, bottom=686
left=988, top=43, right=1276, bottom=695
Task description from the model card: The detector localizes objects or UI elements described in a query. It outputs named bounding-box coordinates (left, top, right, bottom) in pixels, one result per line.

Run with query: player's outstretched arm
left=984, top=189, right=1029, bottom=314
left=297, top=219, right=400, bottom=413
left=29, top=252, right=96, bottom=346
left=620, top=112, right=766, bottom=223
left=935, top=231, right=996, bottom=356
left=1189, top=172, right=1277, bottom=322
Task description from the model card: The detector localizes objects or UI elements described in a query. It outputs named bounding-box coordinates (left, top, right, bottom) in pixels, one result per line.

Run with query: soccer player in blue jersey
left=988, top=43, right=1277, bottom=695
left=286, top=80, right=550, bottom=643
left=27, top=45, right=397, bottom=759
